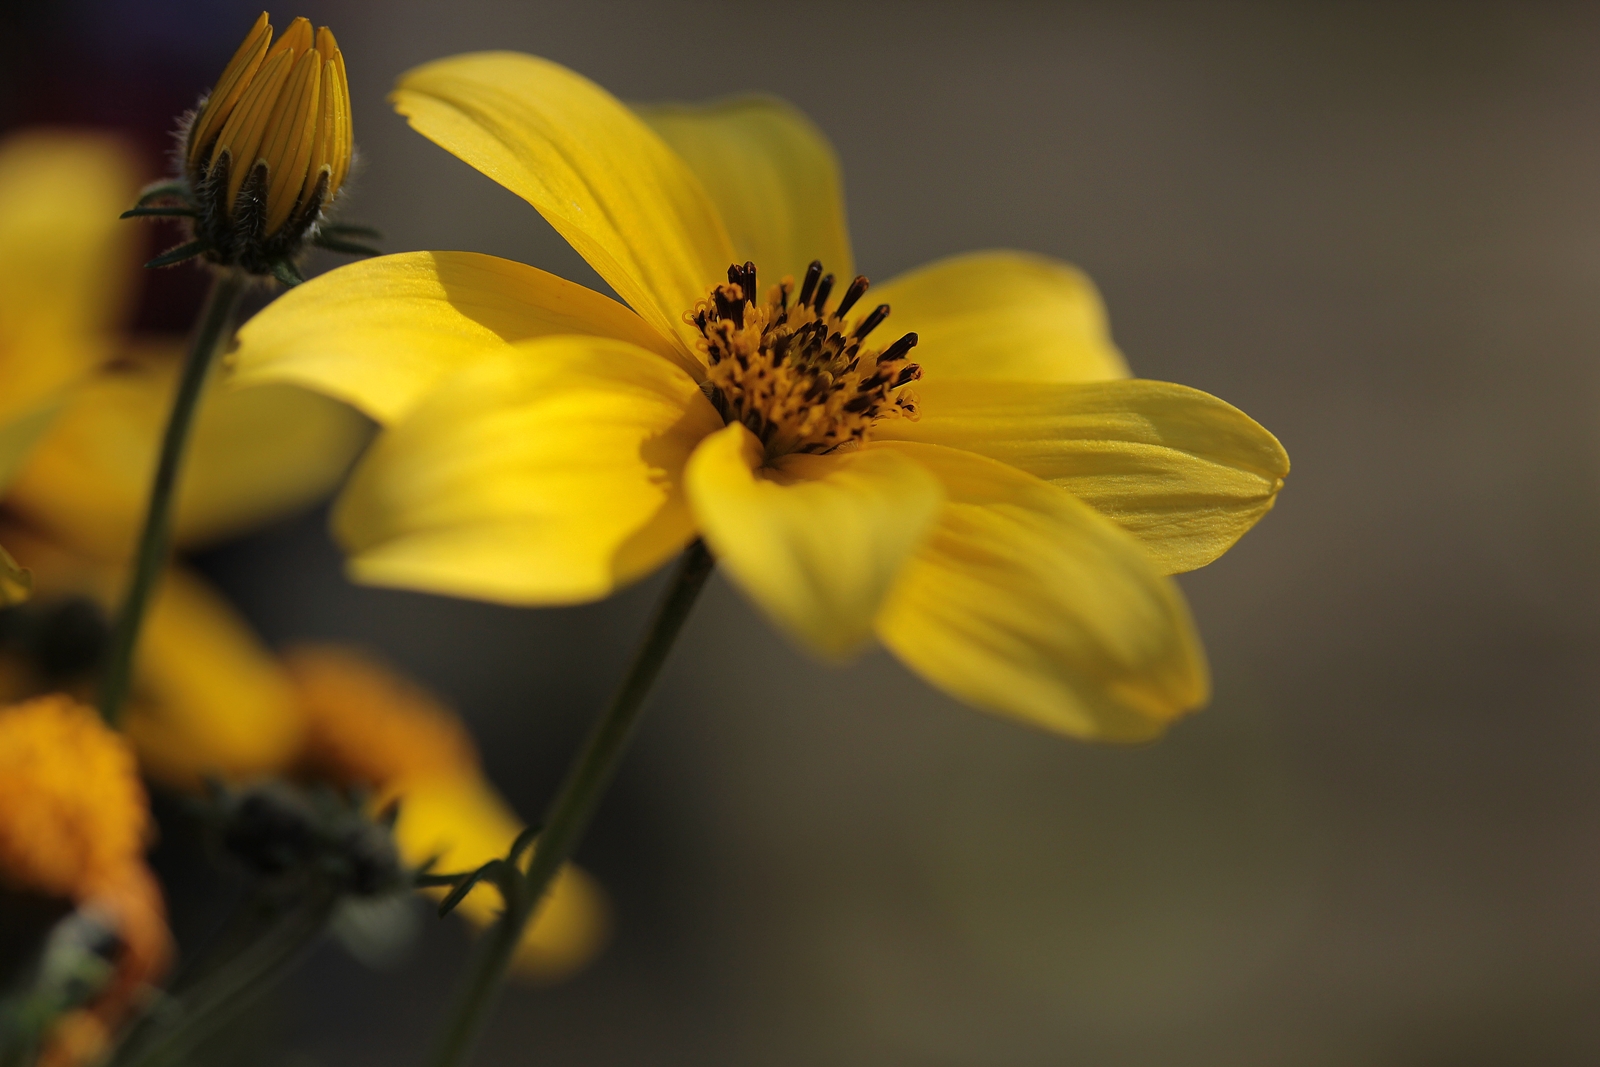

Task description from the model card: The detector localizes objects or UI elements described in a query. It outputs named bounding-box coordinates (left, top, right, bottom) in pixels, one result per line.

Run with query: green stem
left=99, top=271, right=245, bottom=725
left=108, top=893, right=336, bottom=1067
left=425, top=541, right=715, bottom=1067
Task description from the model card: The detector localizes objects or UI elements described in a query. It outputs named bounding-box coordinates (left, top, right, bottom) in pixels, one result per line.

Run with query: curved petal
left=869, top=251, right=1129, bottom=383
left=8, top=341, right=373, bottom=561
left=392, top=53, right=733, bottom=357
left=127, top=568, right=305, bottom=786
left=0, top=132, right=138, bottom=430
left=391, top=777, right=610, bottom=980
left=684, top=423, right=942, bottom=659
left=872, top=442, right=1208, bottom=741
left=232, top=250, right=695, bottom=425
left=875, top=378, right=1289, bottom=573
left=637, top=96, right=853, bottom=287
left=334, top=338, right=721, bottom=605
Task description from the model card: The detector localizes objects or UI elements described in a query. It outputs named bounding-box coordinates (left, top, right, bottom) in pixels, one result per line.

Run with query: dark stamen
left=742, top=261, right=757, bottom=302
left=798, top=260, right=823, bottom=306
left=812, top=273, right=835, bottom=313
left=832, top=275, right=870, bottom=319
left=853, top=304, right=890, bottom=340
left=878, top=332, right=918, bottom=362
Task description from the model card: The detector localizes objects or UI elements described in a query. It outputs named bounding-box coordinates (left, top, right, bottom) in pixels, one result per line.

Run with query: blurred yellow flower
left=0, top=695, right=171, bottom=1067
left=0, top=131, right=140, bottom=606
left=286, top=646, right=608, bottom=979
left=233, top=53, right=1289, bottom=740
left=0, top=122, right=603, bottom=979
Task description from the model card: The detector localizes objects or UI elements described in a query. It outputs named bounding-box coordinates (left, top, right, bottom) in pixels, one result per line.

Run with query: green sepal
left=121, top=206, right=197, bottom=219
left=134, top=179, right=194, bottom=207
left=270, top=260, right=305, bottom=287
left=507, top=824, right=542, bottom=867
left=319, top=222, right=383, bottom=240
left=436, top=858, right=520, bottom=918
left=144, top=240, right=209, bottom=269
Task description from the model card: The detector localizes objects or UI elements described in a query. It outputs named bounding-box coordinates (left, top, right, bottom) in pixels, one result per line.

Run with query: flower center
left=688, top=260, right=922, bottom=459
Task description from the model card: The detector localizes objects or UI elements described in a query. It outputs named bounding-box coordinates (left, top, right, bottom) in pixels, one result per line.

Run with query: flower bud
left=129, top=12, right=364, bottom=282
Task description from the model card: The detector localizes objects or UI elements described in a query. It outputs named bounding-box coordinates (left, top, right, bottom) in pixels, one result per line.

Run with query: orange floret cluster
left=0, top=696, right=171, bottom=1067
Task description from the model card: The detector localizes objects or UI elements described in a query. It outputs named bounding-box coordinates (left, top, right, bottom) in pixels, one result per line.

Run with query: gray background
left=11, top=1, right=1600, bottom=1064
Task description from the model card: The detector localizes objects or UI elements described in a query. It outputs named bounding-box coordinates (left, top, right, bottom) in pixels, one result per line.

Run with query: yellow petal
left=7, top=341, right=373, bottom=562
left=390, top=776, right=608, bottom=981
left=875, top=378, right=1289, bottom=573
left=872, top=442, right=1208, bottom=741
left=231, top=250, right=696, bottom=425
left=334, top=338, right=721, bottom=605
left=0, top=542, right=29, bottom=606
left=124, top=568, right=304, bottom=787
left=869, top=251, right=1129, bottom=383
left=684, top=423, right=942, bottom=659
left=391, top=53, right=733, bottom=358
left=637, top=96, right=853, bottom=287
left=0, top=131, right=138, bottom=443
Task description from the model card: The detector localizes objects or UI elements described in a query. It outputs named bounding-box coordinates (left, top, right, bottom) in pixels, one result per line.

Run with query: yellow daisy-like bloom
left=233, top=54, right=1286, bottom=739
left=0, top=131, right=140, bottom=605
left=232, top=53, right=1289, bottom=740
left=0, top=695, right=171, bottom=1067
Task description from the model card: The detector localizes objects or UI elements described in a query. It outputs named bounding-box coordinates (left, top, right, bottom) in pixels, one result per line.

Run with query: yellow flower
left=0, top=131, right=140, bottom=605
left=285, top=645, right=609, bottom=980
left=0, top=123, right=601, bottom=978
left=0, top=695, right=171, bottom=1067
left=231, top=53, right=1289, bottom=741
left=133, top=12, right=356, bottom=278
left=0, top=528, right=610, bottom=980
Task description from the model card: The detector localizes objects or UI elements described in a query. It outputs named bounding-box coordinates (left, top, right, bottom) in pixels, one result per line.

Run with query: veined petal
left=392, top=53, right=733, bottom=357
left=869, top=251, right=1129, bottom=383
left=0, top=132, right=137, bottom=438
left=638, top=96, right=853, bottom=288
left=231, top=251, right=694, bottom=425
left=685, top=423, right=942, bottom=659
left=334, top=338, right=721, bottom=605
left=390, top=777, right=608, bottom=980
left=874, top=378, right=1289, bottom=573
left=872, top=442, right=1208, bottom=741
left=8, top=341, right=373, bottom=561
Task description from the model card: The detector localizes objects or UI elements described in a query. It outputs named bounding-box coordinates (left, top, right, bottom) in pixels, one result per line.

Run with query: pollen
left=689, top=260, right=922, bottom=459
left=182, top=12, right=352, bottom=269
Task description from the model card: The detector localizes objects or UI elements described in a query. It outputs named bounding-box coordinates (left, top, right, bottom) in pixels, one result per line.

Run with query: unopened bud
left=127, top=12, right=368, bottom=283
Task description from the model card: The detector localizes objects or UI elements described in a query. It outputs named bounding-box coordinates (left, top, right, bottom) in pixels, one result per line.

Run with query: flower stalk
left=98, top=272, right=246, bottom=725
left=425, top=540, right=715, bottom=1067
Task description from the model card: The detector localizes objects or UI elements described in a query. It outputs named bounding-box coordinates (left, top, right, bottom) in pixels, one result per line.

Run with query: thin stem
left=99, top=271, right=246, bottom=725
left=108, top=893, right=336, bottom=1067
left=424, top=540, right=715, bottom=1067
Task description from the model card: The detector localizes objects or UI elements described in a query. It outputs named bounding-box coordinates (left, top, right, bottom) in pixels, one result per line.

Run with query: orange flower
left=0, top=696, right=170, bottom=1067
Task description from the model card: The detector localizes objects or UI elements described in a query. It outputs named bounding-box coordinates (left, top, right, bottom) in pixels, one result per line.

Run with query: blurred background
left=6, top=1, right=1600, bottom=1063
